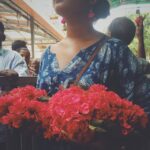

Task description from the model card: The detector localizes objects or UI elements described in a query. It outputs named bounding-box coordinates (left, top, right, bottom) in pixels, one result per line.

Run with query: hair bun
left=93, top=0, right=110, bottom=20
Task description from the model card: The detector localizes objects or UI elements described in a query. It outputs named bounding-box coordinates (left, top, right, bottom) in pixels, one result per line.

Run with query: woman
left=37, top=0, right=110, bottom=95
left=37, top=0, right=149, bottom=108
left=36, top=0, right=150, bottom=149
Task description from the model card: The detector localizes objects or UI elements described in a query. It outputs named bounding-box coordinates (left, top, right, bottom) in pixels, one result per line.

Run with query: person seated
left=0, top=22, right=28, bottom=77
left=12, top=40, right=30, bottom=67
left=107, top=17, right=150, bottom=75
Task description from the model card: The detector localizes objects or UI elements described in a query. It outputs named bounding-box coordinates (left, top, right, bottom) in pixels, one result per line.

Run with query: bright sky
left=23, top=0, right=150, bottom=35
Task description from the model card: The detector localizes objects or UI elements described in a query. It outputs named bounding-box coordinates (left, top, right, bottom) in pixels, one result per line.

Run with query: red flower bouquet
left=0, top=85, right=148, bottom=144
left=44, top=85, right=148, bottom=143
left=0, top=86, right=47, bottom=131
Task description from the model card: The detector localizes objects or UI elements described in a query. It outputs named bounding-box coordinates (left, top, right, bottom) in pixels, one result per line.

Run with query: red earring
left=88, top=9, right=95, bottom=18
left=61, top=18, right=67, bottom=31
left=88, top=0, right=96, bottom=18
left=61, top=18, right=66, bottom=24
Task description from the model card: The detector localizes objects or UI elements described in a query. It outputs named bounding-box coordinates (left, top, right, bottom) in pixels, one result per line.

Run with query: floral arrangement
left=0, top=86, right=47, bottom=131
left=0, top=85, right=148, bottom=143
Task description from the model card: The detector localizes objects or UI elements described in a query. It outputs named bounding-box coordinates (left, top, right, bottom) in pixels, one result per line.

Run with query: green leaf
left=89, top=125, right=107, bottom=133
left=37, top=96, right=50, bottom=102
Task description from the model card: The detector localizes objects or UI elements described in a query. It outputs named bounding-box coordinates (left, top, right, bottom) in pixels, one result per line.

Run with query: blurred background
left=0, top=0, right=150, bottom=59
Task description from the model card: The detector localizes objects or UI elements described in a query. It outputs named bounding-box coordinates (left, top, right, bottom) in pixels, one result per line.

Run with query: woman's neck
left=66, top=18, right=99, bottom=41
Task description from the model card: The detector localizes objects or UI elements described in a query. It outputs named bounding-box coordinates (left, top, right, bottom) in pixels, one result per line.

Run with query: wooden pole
left=30, top=16, right=35, bottom=58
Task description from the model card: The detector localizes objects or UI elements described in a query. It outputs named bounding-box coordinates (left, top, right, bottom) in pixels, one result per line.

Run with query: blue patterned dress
left=37, top=38, right=150, bottom=115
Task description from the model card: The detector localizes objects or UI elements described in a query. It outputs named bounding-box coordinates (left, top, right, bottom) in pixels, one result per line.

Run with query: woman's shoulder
left=45, top=40, right=65, bottom=54
left=40, top=46, right=51, bottom=62
left=106, top=37, right=126, bottom=48
left=101, top=37, right=136, bottom=64
left=42, top=45, right=54, bottom=58
left=41, top=41, right=63, bottom=59
left=105, top=37, right=130, bottom=55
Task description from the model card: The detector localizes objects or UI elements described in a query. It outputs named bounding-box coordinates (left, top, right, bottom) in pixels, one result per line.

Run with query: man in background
left=12, top=40, right=31, bottom=67
left=108, top=17, right=150, bottom=75
left=0, top=22, right=29, bottom=77
left=0, top=22, right=29, bottom=150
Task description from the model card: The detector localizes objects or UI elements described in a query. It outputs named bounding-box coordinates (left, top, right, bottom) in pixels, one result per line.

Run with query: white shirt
left=0, top=48, right=29, bottom=76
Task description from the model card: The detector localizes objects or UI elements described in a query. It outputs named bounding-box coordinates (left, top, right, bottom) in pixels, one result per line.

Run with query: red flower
left=9, top=85, right=47, bottom=100
left=44, top=84, right=148, bottom=142
left=0, top=84, right=148, bottom=143
left=0, top=86, right=47, bottom=130
left=0, top=96, right=14, bottom=118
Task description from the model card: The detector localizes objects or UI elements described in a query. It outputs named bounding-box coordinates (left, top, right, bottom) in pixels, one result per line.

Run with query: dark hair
left=108, top=17, right=136, bottom=45
left=0, top=22, right=6, bottom=42
left=93, top=0, right=110, bottom=20
left=12, top=40, right=27, bottom=51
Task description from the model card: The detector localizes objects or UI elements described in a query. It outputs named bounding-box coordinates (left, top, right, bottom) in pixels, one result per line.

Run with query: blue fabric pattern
left=37, top=38, right=150, bottom=114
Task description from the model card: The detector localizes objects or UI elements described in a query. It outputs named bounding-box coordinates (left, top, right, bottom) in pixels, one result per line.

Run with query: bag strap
left=74, top=35, right=108, bottom=85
